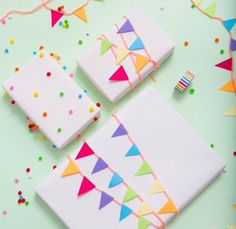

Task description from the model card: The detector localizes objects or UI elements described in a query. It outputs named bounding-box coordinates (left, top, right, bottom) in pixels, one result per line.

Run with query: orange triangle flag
left=135, top=54, right=150, bottom=73
left=61, top=160, right=80, bottom=177
left=74, top=7, right=88, bottom=22
left=158, top=199, right=178, bottom=214
left=219, top=80, right=236, bottom=93
left=116, top=47, right=129, bottom=64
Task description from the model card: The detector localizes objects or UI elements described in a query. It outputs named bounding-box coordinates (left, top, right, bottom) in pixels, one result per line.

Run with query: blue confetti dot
left=33, top=51, right=37, bottom=55
left=52, top=144, right=56, bottom=148
left=83, top=89, right=87, bottom=93
left=62, top=66, right=67, bottom=70
left=4, top=48, right=9, bottom=54
left=78, top=94, right=82, bottom=99
left=59, top=21, right=62, bottom=26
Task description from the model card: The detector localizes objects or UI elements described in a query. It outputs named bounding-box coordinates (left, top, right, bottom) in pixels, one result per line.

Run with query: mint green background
left=0, top=0, right=235, bottom=228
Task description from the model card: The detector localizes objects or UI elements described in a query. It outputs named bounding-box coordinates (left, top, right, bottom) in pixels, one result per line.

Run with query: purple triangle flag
left=92, top=157, right=108, bottom=174
left=99, top=191, right=114, bottom=210
left=230, top=38, right=236, bottom=51
left=117, top=19, right=134, bottom=33
left=111, top=124, right=128, bottom=138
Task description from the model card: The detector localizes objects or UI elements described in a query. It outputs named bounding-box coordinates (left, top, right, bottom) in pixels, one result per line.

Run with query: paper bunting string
left=119, top=204, right=133, bottom=221
left=192, top=0, right=202, bottom=5
left=109, top=66, right=129, bottom=81
left=223, top=18, right=236, bottom=31
left=125, top=144, right=141, bottom=157
left=203, top=2, right=216, bottom=17
left=219, top=80, right=236, bottom=93
left=138, top=217, right=151, bottom=229
left=74, top=7, right=88, bottom=22
left=129, top=37, right=145, bottom=50
left=230, top=39, right=236, bottom=51
left=148, top=180, right=165, bottom=194
left=123, top=187, right=138, bottom=203
left=116, top=47, right=130, bottom=64
left=109, top=172, right=123, bottom=188
left=135, top=54, right=150, bottom=73
left=215, top=58, right=233, bottom=72
left=111, top=124, right=128, bottom=137
left=92, top=157, right=108, bottom=174
left=51, top=10, right=64, bottom=27
left=100, top=39, right=113, bottom=55
left=158, top=199, right=178, bottom=214
left=135, top=161, right=153, bottom=176
left=99, top=191, right=114, bottom=210
left=78, top=176, right=96, bottom=196
left=224, top=104, right=236, bottom=116
left=61, top=160, right=80, bottom=177
left=117, top=19, right=134, bottom=33
left=137, top=201, right=153, bottom=216
left=75, top=142, right=95, bottom=160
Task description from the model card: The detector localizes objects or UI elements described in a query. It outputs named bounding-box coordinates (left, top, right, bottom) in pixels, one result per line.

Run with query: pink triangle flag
left=215, top=58, right=233, bottom=72
left=75, top=142, right=95, bottom=160
left=78, top=176, right=96, bottom=196
left=109, top=66, right=129, bottom=81
left=51, top=10, right=64, bottom=27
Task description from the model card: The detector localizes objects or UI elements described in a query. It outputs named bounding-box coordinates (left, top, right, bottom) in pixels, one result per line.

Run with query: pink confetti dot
left=68, top=109, right=73, bottom=115
left=14, top=177, right=20, bottom=184
left=69, top=73, right=74, bottom=78
left=9, top=85, right=14, bottom=91
left=76, top=134, right=81, bottom=139
left=2, top=210, right=7, bottom=216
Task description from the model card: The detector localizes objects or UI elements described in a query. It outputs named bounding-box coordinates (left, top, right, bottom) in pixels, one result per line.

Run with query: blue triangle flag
left=117, top=19, right=134, bottom=33
left=119, top=204, right=133, bottom=221
left=125, top=144, right=140, bottom=157
left=223, top=18, right=236, bottom=31
left=129, top=37, right=145, bottom=50
left=99, top=191, right=114, bottom=210
left=92, top=157, right=108, bottom=174
left=108, top=172, right=123, bottom=188
left=111, top=124, right=128, bottom=138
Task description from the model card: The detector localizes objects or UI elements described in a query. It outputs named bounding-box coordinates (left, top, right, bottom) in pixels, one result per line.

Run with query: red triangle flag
left=215, top=58, right=233, bottom=72
left=78, top=176, right=96, bottom=196
left=75, top=142, right=95, bottom=160
left=109, top=66, right=129, bottom=81
left=51, top=10, right=64, bottom=27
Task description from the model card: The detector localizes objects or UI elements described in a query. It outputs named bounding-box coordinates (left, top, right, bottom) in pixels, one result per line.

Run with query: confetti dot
left=69, top=73, right=74, bottom=78
left=21, top=198, right=26, bottom=203
left=2, top=210, right=7, bottom=216
left=68, top=109, right=73, bottom=115
left=52, top=165, right=57, bottom=169
left=232, top=203, right=236, bottom=209
left=189, top=88, right=195, bottom=95
left=191, top=3, right=195, bottom=8
left=59, top=91, right=64, bottom=97
left=33, top=91, right=39, bottom=97
left=76, top=134, right=81, bottom=139
left=11, top=100, right=15, bottom=105
left=210, top=144, right=214, bottom=148
left=214, top=37, right=219, bottom=43
left=59, top=21, right=63, bottom=26
left=26, top=168, right=30, bottom=173
left=25, top=201, right=29, bottom=206
left=4, top=48, right=9, bottom=54
left=96, top=102, right=101, bottom=107
left=9, top=85, right=14, bottom=91
left=57, top=128, right=62, bottom=133
left=220, top=49, right=224, bottom=54
left=38, top=156, right=43, bottom=161
left=78, top=94, right=82, bottom=99
left=233, top=151, right=236, bottom=156
left=83, top=89, right=87, bottom=93
left=9, top=38, right=14, bottom=45
left=52, top=145, right=56, bottom=149
left=39, top=52, right=44, bottom=58
left=50, top=53, right=54, bottom=57
left=15, top=67, right=20, bottom=72
left=86, top=33, right=89, bottom=36
left=89, top=106, right=94, bottom=112
left=78, top=40, right=83, bottom=45
left=18, top=191, right=22, bottom=195
left=184, top=41, right=189, bottom=46
left=33, top=51, right=37, bottom=55
left=46, top=72, right=51, bottom=77
left=42, top=112, right=47, bottom=118
left=63, top=66, right=67, bottom=70
left=39, top=45, right=44, bottom=50
left=14, top=177, right=20, bottom=184
left=93, top=117, right=98, bottom=121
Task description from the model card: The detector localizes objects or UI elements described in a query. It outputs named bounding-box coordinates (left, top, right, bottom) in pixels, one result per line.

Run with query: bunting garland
left=108, top=172, right=123, bottom=188
left=148, top=180, right=165, bottom=194
left=137, top=201, right=153, bottom=216
left=100, top=39, right=113, bottom=55
left=74, top=6, right=88, bottom=22
left=158, top=199, right=178, bottom=214
left=92, top=157, right=108, bottom=174
left=111, top=124, right=128, bottom=137
left=138, top=217, right=151, bottom=229
left=75, top=141, right=95, bottom=159
left=116, top=47, right=130, bottom=64
left=215, top=58, right=233, bottom=72
left=129, top=37, right=145, bottom=50
left=135, top=54, right=150, bottom=73
left=61, top=160, right=80, bottom=177
left=219, top=80, right=236, bottom=93
left=123, top=187, right=138, bottom=203
left=117, top=19, right=134, bottom=33
left=109, top=65, right=129, bottom=81
left=78, top=176, right=96, bottom=196
left=99, top=191, right=114, bottom=210
left=203, top=2, right=216, bottom=17
left=51, top=10, right=64, bottom=27
left=230, top=39, right=236, bottom=51
left=125, top=144, right=141, bottom=157
left=135, top=161, right=153, bottom=176
left=119, top=204, right=133, bottom=221
left=223, top=18, right=236, bottom=31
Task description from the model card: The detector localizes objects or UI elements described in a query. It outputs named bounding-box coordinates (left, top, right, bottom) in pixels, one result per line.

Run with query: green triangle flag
left=135, top=161, right=152, bottom=176
left=203, top=2, right=216, bottom=17
left=100, top=39, right=113, bottom=55
left=138, top=217, right=151, bottom=229
left=123, top=187, right=138, bottom=203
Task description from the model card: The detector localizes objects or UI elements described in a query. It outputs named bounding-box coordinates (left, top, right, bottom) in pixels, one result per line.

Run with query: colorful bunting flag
left=92, top=157, right=108, bottom=174
left=119, top=204, right=133, bottom=221
left=100, top=39, right=113, bottom=55
left=224, top=104, right=236, bottom=116
left=116, top=47, right=130, bottom=64
left=193, top=0, right=202, bottom=5
left=148, top=180, right=164, bottom=194
left=51, top=10, right=64, bottom=27
left=74, top=7, right=88, bottom=22
left=230, top=38, right=236, bottom=51
left=223, top=18, right=236, bottom=31
left=61, top=160, right=80, bottom=177
left=135, top=54, right=150, bottom=73
left=78, top=176, right=96, bottom=196
left=109, top=66, right=129, bottom=81
left=135, top=161, right=153, bottom=176
left=158, top=199, right=178, bottom=214
left=219, top=80, right=236, bottom=93
left=117, top=19, right=134, bottom=33
left=125, top=144, right=140, bottom=157
left=75, top=142, right=95, bottom=160
left=137, top=201, right=153, bottom=216
left=108, top=172, right=123, bottom=188
left=123, top=187, right=138, bottom=203
left=203, top=2, right=216, bottom=17
left=138, top=217, right=151, bottom=229
left=129, top=37, right=145, bottom=50
left=99, top=191, right=114, bottom=210
left=215, top=58, right=233, bottom=72
left=111, top=124, right=128, bottom=137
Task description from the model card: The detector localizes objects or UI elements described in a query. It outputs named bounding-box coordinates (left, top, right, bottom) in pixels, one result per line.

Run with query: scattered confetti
left=46, top=72, right=51, bottom=77
left=214, top=37, right=219, bottom=43
left=14, top=177, right=20, bottom=184
left=233, top=151, right=236, bottom=156
left=42, top=112, right=47, bottom=117
left=2, top=210, right=7, bottom=217
left=191, top=4, right=195, bottom=9
left=89, top=106, right=94, bottom=112
left=11, top=100, right=16, bottom=105
left=220, top=49, right=224, bottom=54
left=68, top=109, right=73, bottom=115
left=59, top=91, right=64, bottom=97
left=15, top=67, right=20, bottom=72
left=9, top=38, right=15, bottom=45
left=38, top=156, right=43, bottom=161
left=78, top=94, right=82, bottom=99
left=184, top=41, right=189, bottom=46
left=4, top=48, right=9, bottom=54
left=39, top=52, right=44, bottom=58
left=189, top=88, right=195, bottom=95
left=57, top=128, right=62, bottom=133
left=210, top=144, right=215, bottom=148
left=78, top=40, right=83, bottom=45
left=25, top=168, right=30, bottom=173
left=33, top=91, right=39, bottom=97
left=52, top=165, right=57, bottom=169
left=96, top=102, right=101, bottom=107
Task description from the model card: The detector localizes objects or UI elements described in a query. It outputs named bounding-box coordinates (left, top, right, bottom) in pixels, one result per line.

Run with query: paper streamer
left=174, top=70, right=195, bottom=93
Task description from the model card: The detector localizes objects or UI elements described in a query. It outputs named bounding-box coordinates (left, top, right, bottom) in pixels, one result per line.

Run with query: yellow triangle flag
left=219, top=80, right=236, bottom=93
left=148, top=180, right=164, bottom=194
left=135, top=54, right=149, bottom=73
left=74, top=7, right=88, bottom=22
left=193, top=0, right=202, bottom=5
left=61, top=160, right=80, bottom=177
left=158, top=199, right=177, bottom=214
left=116, top=46, right=129, bottom=64
left=137, top=201, right=153, bottom=216
left=224, top=104, right=236, bottom=116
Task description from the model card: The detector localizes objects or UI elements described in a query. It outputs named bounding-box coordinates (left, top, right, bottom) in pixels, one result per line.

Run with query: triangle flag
left=75, top=142, right=95, bottom=160
left=99, top=191, right=114, bottom=210
left=109, top=65, right=129, bottom=81
left=203, top=2, right=216, bottom=17
left=219, top=80, right=236, bottom=93
left=148, top=180, right=165, bottom=194
left=125, top=144, right=140, bottom=157
left=119, top=204, right=133, bottom=221
left=78, top=176, right=95, bottom=196
left=74, top=7, right=88, bottom=22
left=123, top=187, right=138, bottom=203
left=230, top=38, right=236, bottom=51
left=116, top=47, right=129, bottom=64
left=135, top=161, right=153, bottom=176
left=111, top=123, right=128, bottom=137
left=224, top=104, right=236, bottom=116
left=137, top=201, right=153, bottom=216
left=51, top=10, right=64, bottom=27
left=92, top=157, right=108, bottom=174
left=215, top=58, right=233, bottom=71
left=100, top=39, right=113, bottom=55
left=129, top=37, right=145, bottom=50
left=135, top=54, right=150, bottom=73
left=138, top=217, right=151, bottom=229
left=61, top=160, right=80, bottom=177
left=227, top=226, right=236, bottom=229
left=223, top=18, right=236, bottom=31
left=108, top=172, right=123, bottom=188
left=158, top=199, right=178, bottom=214
left=117, top=19, right=134, bottom=33
left=193, top=0, right=202, bottom=5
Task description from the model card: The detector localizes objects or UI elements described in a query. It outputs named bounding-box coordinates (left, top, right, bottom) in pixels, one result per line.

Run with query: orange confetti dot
left=42, top=112, right=47, bottom=117
left=184, top=41, right=189, bottom=46
left=50, top=52, right=54, bottom=57
left=39, top=45, right=44, bottom=50
left=15, top=67, right=20, bottom=72
left=214, top=37, right=219, bottom=43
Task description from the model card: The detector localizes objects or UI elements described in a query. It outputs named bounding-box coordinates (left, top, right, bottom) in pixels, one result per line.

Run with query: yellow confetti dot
left=39, top=52, right=44, bottom=58
left=89, top=106, right=94, bottom=112
left=39, top=134, right=46, bottom=140
left=33, top=91, right=39, bottom=97
left=3, top=92, right=9, bottom=97
left=9, top=38, right=15, bottom=45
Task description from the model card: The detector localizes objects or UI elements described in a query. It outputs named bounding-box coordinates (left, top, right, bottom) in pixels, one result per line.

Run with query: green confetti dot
left=78, top=40, right=83, bottom=45
left=38, top=156, right=43, bottom=161
left=59, top=91, right=64, bottom=97
left=57, top=128, right=62, bottom=133
left=25, top=201, right=29, bottom=206
left=189, top=88, right=195, bottom=95
left=210, top=144, right=214, bottom=148
left=64, top=20, right=68, bottom=24
left=220, top=49, right=224, bottom=54
left=191, top=4, right=195, bottom=8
